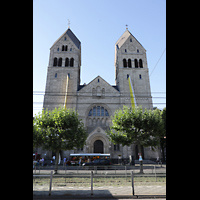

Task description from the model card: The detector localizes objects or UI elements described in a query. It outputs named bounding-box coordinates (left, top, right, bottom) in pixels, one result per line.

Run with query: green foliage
left=33, top=107, right=87, bottom=151
left=107, top=106, right=164, bottom=149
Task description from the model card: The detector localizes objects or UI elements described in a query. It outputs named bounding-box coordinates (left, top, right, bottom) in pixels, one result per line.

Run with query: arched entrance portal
left=94, top=140, right=104, bottom=153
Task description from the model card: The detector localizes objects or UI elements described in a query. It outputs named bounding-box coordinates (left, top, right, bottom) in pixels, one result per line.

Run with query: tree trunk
left=160, top=138, right=166, bottom=162
left=54, top=150, right=59, bottom=174
left=138, top=144, right=144, bottom=174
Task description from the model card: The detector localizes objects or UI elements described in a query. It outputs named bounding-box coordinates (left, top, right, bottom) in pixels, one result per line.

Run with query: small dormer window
left=125, top=49, right=127, bottom=53
left=130, top=38, right=132, bottom=42
left=64, top=37, right=66, bottom=40
left=137, top=49, right=139, bottom=53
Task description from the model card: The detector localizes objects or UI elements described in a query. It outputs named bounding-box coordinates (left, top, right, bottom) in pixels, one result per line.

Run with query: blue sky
left=33, top=0, right=166, bottom=116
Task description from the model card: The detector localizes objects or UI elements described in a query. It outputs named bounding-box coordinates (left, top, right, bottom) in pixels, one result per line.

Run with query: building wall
left=40, top=28, right=159, bottom=161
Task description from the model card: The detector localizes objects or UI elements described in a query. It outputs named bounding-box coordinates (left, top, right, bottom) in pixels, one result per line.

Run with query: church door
left=94, top=140, right=104, bottom=153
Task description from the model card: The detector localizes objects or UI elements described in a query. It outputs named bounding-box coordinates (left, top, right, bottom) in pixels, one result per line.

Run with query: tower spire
left=68, top=19, right=70, bottom=29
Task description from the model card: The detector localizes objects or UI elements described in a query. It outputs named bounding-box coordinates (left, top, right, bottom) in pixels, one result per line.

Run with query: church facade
left=42, top=27, right=159, bottom=161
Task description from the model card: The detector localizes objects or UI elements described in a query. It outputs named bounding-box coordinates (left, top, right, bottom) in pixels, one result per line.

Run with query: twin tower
left=43, top=27, right=154, bottom=159
left=43, top=28, right=152, bottom=111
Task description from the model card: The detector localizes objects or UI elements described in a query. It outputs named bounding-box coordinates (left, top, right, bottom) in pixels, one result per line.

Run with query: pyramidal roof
left=51, top=28, right=81, bottom=49
left=115, top=29, right=145, bottom=51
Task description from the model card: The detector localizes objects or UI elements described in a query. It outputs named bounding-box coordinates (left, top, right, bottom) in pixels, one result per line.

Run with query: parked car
left=82, top=159, right=111, bottom=166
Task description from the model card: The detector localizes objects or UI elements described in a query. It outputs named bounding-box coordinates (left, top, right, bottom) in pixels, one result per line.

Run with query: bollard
left=49, top=171, right=53, bottom=196
left=91, top=171, right=93, bottom=195
left=131, top=171, right=135, bottom=196
left=154, top=165, right=157, bottom=182
left=125, top=166, right=127, bottom=181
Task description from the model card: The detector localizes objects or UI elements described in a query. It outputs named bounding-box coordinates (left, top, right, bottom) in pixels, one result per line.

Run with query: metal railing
left=33, top=164, right=166, bottom=175
left=33, top=170, right=136, bottom=196
left=33, top=167, right=166, bottom=196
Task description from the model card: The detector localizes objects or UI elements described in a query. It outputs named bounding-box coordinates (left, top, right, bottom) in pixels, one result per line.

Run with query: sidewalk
left=33, top=185, right=166, bottom=198
left=33, top=165, right=166, bottom=199
left=33, top=164, right=166, bottom=175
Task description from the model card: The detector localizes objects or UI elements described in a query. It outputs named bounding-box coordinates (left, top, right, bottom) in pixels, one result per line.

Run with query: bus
left=69, top=153, right=111, bottom=166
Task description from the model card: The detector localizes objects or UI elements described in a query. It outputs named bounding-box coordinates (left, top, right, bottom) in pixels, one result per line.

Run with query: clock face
left=128, top=45, right=135, bottom=52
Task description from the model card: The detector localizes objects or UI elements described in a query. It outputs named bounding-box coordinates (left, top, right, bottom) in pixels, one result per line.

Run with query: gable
left=50, top=28, right=81, bottom=50
left=116, top=30, right=146, bottom=52
left=78, top=76, right=120, bottom=96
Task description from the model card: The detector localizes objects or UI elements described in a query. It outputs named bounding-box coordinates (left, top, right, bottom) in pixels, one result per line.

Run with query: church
left=42, top=26, right=159, bottom=162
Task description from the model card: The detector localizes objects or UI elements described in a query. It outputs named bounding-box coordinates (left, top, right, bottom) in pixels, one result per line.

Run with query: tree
left=160, top=107, right=166, bottom=162
left=106, top=106, right=163, bottom=173
left=33, top=107, right=87, bottom=173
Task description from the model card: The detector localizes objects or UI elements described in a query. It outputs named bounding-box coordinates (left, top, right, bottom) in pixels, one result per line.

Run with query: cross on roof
left=125, top=24, right=128, bottom=30
left=68, top=19, right=70, bottom=28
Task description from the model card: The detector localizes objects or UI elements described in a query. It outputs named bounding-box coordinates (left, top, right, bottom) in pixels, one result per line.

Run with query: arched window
left=58, top=57, right=62, bottom=66
left=62, top=45, right=64, bottom=51
left=65, top=58, right=69, bottom=67
left=53, top=57, right=57, bottom=66
left=123, top=59, right=127, bottom=68
left=97, top=86, right=101, bottom=96
left=65, top=45, right=68, bottom=51
left=92, top=88, right=96, bottom=96
left=70, top=58, right=74, bottom=67
left=88, top=106, right=109, bottom=117
left=139, top=59, right=143, bottom=68
left=134, top=59, right=138, bottom=68
left=102, top=88, right=105, bottom=96
left=128, top=59, right=132, bottom=68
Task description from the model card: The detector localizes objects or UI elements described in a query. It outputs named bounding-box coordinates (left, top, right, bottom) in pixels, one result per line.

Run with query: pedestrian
left=79, top=158, right=82, bottom=166
left=41, top=157, right=44, bottom=166
left=63, top=157, right=66, bottom=166
left=66, top=159, right=70, bottom=166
